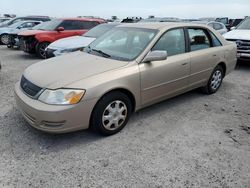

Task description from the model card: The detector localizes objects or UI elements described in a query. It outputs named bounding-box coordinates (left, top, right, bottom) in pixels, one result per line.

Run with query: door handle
left=213, top=54, right=217, bottom=57
left=181, top=62, right=188, bottom=66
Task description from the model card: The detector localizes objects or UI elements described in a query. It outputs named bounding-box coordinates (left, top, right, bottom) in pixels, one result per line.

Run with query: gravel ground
left=0, top=46, right=250, bottom=188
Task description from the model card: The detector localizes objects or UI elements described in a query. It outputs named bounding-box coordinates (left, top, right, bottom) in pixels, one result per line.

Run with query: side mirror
left=230, top=26, right=236, bottom=31
left=56, top=27, right=64, bottom=32
left=143, top=50, right=167, bottom=63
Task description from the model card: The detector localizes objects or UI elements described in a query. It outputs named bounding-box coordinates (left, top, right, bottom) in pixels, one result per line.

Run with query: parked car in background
left=0, top=16, right=50, bottom=28
left=6, top=21, right=42, bottom=48
left=45, top=23, right=120, bottom=58
left=192, top=21, right=227, bottom=35
left=18, top=18, right=106, bottom=58
left=0, top=17, right=11, bottom=23
left=121, top=17, right=142, bottom=23
left=224, top=17, right=250, bottom=61
left=215, top=17, right=244, bottom=31
left=0, top=20, right=41, bottom=45
left=228, top=19, right=244, bottom=30
left=140, top=17, right=181, bottom=22
left=7, top=22, right=48, bottom=48
left=15, top=23, right=236, bottom=135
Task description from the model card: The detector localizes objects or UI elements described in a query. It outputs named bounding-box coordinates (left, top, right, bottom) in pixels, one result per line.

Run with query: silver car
left=0, top=20, right=41, bottom=45
left=192, top=21, right=228, bottom=35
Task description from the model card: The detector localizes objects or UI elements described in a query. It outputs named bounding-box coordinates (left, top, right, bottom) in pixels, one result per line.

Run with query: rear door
left=187, top=27, right=220, bottom=88
left=139, top=28, right=191, bottom=106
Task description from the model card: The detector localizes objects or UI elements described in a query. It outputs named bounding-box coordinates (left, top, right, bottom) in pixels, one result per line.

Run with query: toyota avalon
left=15, top=23, right=237, bottom=135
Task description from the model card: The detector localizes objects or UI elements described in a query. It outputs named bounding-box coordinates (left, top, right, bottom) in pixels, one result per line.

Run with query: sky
left=0, top=0, right=249, bottom=19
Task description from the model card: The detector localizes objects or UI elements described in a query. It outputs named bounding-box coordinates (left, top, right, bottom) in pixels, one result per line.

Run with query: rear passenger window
left=209, top=31, right=222, bottom=47
left=59, top=20, right=79, bottom=30
left=188, top=28, right=211, bottom=51
left=152, top=28, right=185, bottom=57
left=213, top=23, right=223, bottom=30
left=80, top=21, right=99, bottom=29
left=208, top=23, right=213, bottom=28
left=58, top=20, right=98, bottom=30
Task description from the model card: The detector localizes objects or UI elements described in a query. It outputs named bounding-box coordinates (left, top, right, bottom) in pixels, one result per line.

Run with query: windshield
left=237, top=18, right=250, bottom=30
left=83, top=24, right=118, bottom=38
left=8, top=21, right=24, bottom=28
left=85, top=27, right=158, bottom=61
left=0, top=19, right=12, bottom=26
left=32, top=22, right=47, bottom=30
left=36, top=19, right=62, bottom=31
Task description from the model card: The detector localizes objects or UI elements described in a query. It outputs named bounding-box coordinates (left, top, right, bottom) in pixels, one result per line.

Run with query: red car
left=18, top=18, right=105, bottom=58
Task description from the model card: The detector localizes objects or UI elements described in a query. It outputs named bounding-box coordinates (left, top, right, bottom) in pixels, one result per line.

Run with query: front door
left=139, top=28, right=191, bottom=106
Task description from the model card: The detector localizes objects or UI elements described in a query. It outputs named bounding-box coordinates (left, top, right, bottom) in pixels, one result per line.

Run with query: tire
left=36, top=42, right=50, bottom=59
left=90, top=91, right=132, bottom=136
left=201, top=65, right=224, bottom=94
left=0, top=34, right=9, bottom=45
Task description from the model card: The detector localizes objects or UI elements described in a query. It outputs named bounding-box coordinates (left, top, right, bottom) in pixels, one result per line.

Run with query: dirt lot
left=0, top=46, right=249, bottom=188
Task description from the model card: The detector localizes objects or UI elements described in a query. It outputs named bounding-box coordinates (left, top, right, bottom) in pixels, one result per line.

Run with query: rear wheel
left=201, top=65, right=224, bottom=94
left=90, top=91, right=132, bottom=136
left=36, top=42, right=50, bottom=59
left=0, top=34, right=9, bottom=45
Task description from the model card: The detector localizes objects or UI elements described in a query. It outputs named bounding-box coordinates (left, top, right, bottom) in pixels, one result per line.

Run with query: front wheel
left=0, top=34, right=9, bottom=45
left=201, top=65, right=224, bottom=94
left=90, top=91, right=132, bottom=136
left=36, top=42, right=50, bottom=59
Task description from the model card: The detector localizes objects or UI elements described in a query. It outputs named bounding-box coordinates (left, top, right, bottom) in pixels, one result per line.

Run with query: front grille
left=227, top=39, right=250, bottom=53
left=8, top=34, right=17, bottom=46
left=20, top=76, right=42, bottom=98
left=19, top=36, right=37, bottom=53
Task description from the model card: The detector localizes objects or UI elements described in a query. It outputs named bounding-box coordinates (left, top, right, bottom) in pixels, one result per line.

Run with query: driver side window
left=20, top=22, right=34, bottom=28
left=152, top=28, right=186, bottom=57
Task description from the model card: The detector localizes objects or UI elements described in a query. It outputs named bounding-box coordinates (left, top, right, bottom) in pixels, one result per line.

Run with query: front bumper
left=45, top=48, right=57, bottom=58
left=15, top=83, right=98, bottom=133
left=237, top=51, right=250, bottom=61
left=19, top=36, right=37, bottom=53
left=46, top=47, right=83, bottom=58
left=7, top=34, right=20, bottom=47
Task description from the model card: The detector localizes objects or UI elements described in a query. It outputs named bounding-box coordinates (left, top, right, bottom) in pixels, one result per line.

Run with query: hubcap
left=39, top=43, right=49, bottom=58
left=211, top=70, right=222, bottom=90
left=1, top=35, right=9, bottom=45
left=102, top=100, right=127, bottom=131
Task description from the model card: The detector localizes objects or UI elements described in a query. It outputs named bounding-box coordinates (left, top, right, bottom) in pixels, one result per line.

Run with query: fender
left=35, top=34, right=55, bottom=43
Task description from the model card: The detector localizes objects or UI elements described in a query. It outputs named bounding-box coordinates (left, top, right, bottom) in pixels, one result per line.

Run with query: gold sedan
left=15, top=23, right=237, bottom=135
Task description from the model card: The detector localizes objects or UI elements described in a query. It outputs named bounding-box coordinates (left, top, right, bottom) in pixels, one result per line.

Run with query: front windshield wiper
left=91, top=48, right=111, bottom=58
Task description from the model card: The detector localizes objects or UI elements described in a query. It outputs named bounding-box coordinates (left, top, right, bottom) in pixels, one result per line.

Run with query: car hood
left=18, top=29, right=50, bottom=36
left=0, top=27, right=12, bottom=34
left=48, top=36, right=96, bottom=50
left=9, top=28, right=29, bottom=35
left=223, top=29, right=250, bottom=40
left=23, top=51, right=129, bottom=89
left=0, top=23, right=8, bottom=28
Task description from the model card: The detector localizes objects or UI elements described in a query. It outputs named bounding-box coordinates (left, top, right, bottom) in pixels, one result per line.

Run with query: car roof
left=57, top=18, right=105, bottom=22
left=117, top=22, right=212, bottom=30
left=19, top=20, right=42, bottom=23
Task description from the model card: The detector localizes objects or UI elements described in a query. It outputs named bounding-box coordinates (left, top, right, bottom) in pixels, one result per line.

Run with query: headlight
left=38, top=89, right=85, bottom=105
left=59, top=48, right=84, bottom=53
